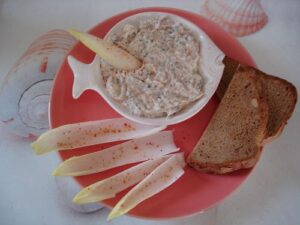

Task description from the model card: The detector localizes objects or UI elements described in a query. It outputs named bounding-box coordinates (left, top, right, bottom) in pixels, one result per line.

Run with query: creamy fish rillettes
left=101, top=16, right=204, bottom=118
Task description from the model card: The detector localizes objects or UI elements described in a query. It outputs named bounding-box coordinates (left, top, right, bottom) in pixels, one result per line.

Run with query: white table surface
left=0, top=0, right=299, bottom=225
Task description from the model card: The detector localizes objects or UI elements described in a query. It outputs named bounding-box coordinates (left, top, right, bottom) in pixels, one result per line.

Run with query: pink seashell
left=200, top=0, right=268, bottom=36
left=0, top=30, right=76, bottom=139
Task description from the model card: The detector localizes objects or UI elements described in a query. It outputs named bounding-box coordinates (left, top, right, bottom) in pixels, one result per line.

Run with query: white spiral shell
left=0, top=30, right=76, bottom=139
left=200, top=0, right=268, bottom=36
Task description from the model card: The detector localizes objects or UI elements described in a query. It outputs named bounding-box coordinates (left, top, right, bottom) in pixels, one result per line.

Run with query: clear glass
left=55, top=177, right=104, bottom=213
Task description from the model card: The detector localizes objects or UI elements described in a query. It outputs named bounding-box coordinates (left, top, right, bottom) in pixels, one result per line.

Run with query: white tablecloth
left=0, top=1, right=299, bottom=225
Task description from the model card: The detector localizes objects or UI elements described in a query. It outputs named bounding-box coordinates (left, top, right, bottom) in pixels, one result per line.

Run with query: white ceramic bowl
left=69, top=12, right=225, bottom=126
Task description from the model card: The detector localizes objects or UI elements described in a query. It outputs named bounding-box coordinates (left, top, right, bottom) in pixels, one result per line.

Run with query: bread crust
left=188, top=147, right=262, bottom=174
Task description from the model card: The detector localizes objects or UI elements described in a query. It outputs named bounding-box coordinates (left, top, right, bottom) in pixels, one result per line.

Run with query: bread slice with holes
left=187, top=65, right=269, bottom=174
left=216, top=57, right=297, bottom=143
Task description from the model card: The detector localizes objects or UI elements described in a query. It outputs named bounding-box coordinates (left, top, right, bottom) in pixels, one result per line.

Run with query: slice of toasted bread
left=216, top=57, right=298, bottom=142
left=260, top=74, right=297, bottom=143
left=198, top=147, right=263, bottom=174
left=187, top=65, right=269, bottom=174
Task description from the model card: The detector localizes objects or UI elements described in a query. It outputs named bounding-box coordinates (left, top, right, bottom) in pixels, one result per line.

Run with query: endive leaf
left=108, top=153, right=185, bottom=220
left=68, top=29, right=141, bottom=70
left=52, top=131, right=178, bottom=176
left=31, top=118, right=165, bottom=155
left=73, top=155, right=172, bottom=204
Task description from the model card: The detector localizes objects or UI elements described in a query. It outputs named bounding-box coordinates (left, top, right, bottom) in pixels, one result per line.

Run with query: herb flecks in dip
left=101, top=16, right=204, bottom=118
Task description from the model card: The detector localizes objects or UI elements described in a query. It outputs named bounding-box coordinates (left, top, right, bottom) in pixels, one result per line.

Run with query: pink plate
left=50, top=7, right=256, bottom=220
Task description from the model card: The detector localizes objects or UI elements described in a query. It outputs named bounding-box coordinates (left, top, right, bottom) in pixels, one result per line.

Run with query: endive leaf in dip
left=68, top=29, right=141, bottom=70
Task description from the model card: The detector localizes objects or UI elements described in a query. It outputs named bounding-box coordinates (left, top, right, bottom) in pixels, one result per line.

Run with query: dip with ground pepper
left=101, top=16, right=203, bottom=118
